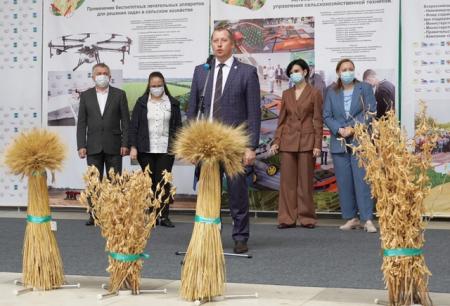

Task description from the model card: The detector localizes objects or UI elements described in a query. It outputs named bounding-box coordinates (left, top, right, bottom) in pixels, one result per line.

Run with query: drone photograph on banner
left=48, top=33, right=132, bottom=71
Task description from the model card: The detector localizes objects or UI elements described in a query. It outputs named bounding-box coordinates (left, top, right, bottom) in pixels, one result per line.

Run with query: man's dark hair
left=362, top=69, right=376, bottom=81
left=92, top=63, right=110, bottom=75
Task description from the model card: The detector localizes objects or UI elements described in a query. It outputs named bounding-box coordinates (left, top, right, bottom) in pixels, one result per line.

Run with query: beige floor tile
left=1, top=272, right=449, bottom=306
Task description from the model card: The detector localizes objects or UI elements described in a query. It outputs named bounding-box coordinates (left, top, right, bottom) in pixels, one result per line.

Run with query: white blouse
left=147, top=94, right=171, bottom=153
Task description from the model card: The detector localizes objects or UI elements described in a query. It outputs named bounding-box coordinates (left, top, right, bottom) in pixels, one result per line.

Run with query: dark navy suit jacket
left=187, top=57, right=261, bottom=149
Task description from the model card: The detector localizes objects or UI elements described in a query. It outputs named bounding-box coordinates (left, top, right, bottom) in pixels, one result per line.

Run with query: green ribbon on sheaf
left=31, top=171, right=46, bottom=177
left=194, top=215, right=221, bottom=225
left=108, top=251, right=150, bottom=262
left=27, top=215, right=52, bottom=224
left=383, top=248, right=423, bottom=257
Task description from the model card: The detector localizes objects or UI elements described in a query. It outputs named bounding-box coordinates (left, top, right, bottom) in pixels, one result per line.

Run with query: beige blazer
left=273, top=84, right=323, bottom=152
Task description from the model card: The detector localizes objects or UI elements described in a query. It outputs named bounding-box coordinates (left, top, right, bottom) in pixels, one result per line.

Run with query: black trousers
left=87, top=152, right=122, bottom=180
left=137, top=153, right=175, bottom=219
left=85, top=152, right=122, bottom=220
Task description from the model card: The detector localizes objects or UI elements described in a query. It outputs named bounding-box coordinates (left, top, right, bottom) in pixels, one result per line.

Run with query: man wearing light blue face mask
left=77, top=63, right=130, bottom=226
left=323, top=58, right=377, bottom=233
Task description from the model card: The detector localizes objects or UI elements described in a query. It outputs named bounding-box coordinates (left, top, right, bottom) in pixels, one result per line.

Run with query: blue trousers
left=332, top=152, right=374, bottom=221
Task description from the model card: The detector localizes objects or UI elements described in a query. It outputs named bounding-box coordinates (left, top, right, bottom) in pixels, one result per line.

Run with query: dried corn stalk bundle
left=352, top=104, right=436, bottom=306
left=80, top=166, right=174, bottom=294
left=174, top=120, right=249, bottom=301
left=4, top=129, right=66, bottom=290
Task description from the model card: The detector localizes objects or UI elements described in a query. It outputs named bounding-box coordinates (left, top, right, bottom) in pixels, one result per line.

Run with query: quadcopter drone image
left=48, top=33, right=132, bottom=71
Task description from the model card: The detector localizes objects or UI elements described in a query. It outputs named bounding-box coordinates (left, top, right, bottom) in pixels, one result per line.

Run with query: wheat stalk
left=173, top=120, right=249, bottom=301
left=80, top=166, right=175, bottom=294
left=4, top=129, right=67, bottom=290
left=352, top=103, right=436, bottom=306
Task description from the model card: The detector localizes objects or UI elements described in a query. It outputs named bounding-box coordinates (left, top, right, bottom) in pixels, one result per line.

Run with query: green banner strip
left=108, top=251, right=149, bottom=262
left=27, top=215, right=52, bottom=224
left=195, top=215, right=221, bottom=225
left=383, top=248, right=423, bottom=257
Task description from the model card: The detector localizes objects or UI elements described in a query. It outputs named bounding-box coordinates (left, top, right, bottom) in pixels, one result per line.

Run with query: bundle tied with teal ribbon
left=80, top=166, right=175, bottom=294
left=4, top=129, right=67, bottom=290
left=383, top=248, right=423, bottom=257
left=352, top=105, right=435, bottom=306
left=174, top=120, right=249, bottom=301
left=108, top=252, right=150, bottom=262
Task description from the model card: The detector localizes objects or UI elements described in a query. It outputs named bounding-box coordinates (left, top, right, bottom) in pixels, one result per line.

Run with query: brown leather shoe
left=233, top=241, right=248, bottom=254
left=277, top=223, right=296, bottom=229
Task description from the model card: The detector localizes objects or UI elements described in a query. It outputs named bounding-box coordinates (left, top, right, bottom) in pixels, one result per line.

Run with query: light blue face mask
left=340, top=71, right=355, bottom=85
left=290, top=72, right=304, bottom=84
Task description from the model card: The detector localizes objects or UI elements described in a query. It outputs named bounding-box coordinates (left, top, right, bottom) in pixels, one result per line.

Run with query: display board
left=212, top=0, right=400, bottom=211
left=402, top=0, right=450, bottom=216
left=0, top=0, right=42, bottom=206
left=1, top=0, right=449, bottom=216
left=41, top=0, right=209, bottom=204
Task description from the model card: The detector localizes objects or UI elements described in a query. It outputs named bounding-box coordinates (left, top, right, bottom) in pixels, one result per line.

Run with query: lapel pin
left=234, top=66, right=237, bottom=69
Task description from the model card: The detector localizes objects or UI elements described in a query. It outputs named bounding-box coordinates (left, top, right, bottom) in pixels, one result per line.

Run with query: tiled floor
left=2, top=272, right=450, bottom=306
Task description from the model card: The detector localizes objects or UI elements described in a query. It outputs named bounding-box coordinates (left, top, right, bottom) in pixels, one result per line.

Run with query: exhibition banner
left=212, top=0, right=400, bottom=211
left=2, top=0, right=448, bottom=216
left=42, top=0, right=210, bottom=205
left=0, top=1, right=42, bottom=206
left=402, top=0, right=450, bottom=216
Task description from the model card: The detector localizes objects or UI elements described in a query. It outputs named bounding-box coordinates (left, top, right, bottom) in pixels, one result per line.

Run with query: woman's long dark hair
left=334, top=58, right=359, bottom=92
left=143, top=71, right=172, bottom=98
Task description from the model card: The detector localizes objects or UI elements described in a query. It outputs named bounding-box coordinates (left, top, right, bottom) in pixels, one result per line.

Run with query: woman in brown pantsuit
left=270, top=59, right=323, bottom=229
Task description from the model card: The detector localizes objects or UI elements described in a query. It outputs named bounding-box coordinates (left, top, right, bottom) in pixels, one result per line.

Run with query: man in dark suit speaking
left=76, top=63, right=130, bottom=225
left=187, top=26, right=261, bottom=253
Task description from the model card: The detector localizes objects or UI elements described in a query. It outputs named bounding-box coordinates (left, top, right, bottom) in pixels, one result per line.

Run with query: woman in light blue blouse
left=323, top=58, right=377, bottom=233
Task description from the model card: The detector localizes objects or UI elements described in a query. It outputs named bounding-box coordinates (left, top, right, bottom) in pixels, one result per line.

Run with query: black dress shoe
left=85, top=216, right=95, bottom=226
left=233, top=241, right=248, bottom=254
left=277, top=223, right=296, bottom=229
left=159, top=218, right=175, bottom=228
left=300, top=223, right=316, bottom=229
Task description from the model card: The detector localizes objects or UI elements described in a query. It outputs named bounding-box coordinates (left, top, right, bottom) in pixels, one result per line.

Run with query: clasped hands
left=269, top=144, right=321, bottom=158
left=338, top=126, right=354, bottom=138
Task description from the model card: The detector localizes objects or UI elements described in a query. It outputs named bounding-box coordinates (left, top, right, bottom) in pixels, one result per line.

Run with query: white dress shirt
left=209, top=56, right=234, bottom=120
left=147, top=94, right=171, bottom=153
left=96, top=87, right=109, bottom=116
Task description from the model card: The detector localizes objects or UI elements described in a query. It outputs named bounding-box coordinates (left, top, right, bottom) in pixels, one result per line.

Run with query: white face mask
left=94, top=75, right=110, bottom=88
left=150, top=86, right=164, bottom=97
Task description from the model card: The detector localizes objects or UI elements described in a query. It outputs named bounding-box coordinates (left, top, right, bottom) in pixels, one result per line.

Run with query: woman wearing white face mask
left=323, top=58, right=377, bottom=233
left=128, top=71, right=182, bottom=227
left=270, top=59, right=323, bottom=229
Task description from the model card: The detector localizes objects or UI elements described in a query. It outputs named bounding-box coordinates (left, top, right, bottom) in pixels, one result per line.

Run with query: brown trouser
left=277, top=151, right=317, bottom=226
